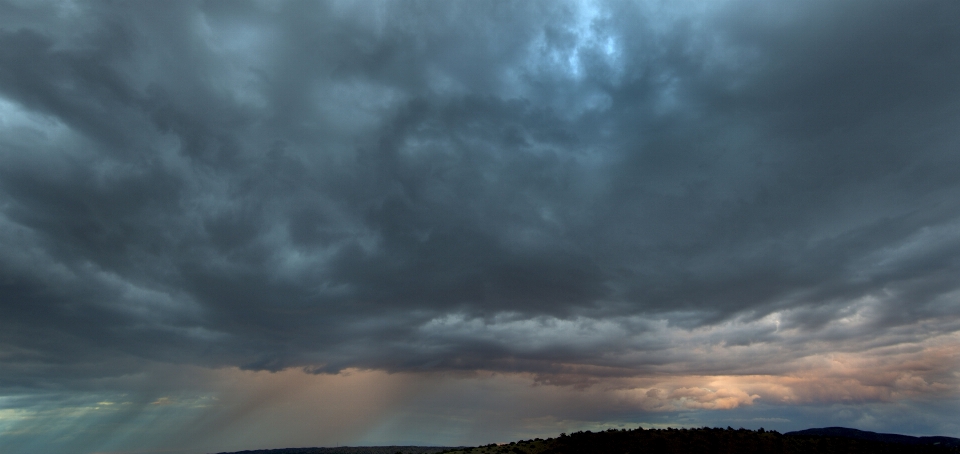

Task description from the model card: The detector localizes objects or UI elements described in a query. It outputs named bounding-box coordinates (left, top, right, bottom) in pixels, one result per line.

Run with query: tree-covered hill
left=214, top=427, right=960, bottom=454
left=438, top=427, right=960, bottom=454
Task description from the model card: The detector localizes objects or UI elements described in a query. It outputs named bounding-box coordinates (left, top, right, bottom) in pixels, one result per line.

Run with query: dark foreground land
left=217, top=427, right=960, bottom=454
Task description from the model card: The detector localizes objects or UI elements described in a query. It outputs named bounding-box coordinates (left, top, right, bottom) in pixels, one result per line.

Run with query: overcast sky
left=2, top=1, right=960, bottom=453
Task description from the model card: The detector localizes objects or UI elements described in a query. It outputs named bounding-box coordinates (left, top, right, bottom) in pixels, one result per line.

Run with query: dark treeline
left=215, top=427, right=960, bottom=454
left=445, top=427, right=960, bottom=454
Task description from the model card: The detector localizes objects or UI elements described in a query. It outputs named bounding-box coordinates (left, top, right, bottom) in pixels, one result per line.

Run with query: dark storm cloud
left=1, top=0, right=959, bottom=386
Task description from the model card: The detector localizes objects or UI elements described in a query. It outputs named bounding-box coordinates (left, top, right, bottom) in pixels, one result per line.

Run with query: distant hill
left=785, top=427, right=960, bottom=448
left=214, top=447, right=455, bottom=454
left=215, top=427, right=960, bottom=454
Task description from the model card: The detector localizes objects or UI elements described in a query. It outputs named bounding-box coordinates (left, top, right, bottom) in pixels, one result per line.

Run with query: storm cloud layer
left=1, top=0, right=960, bottom=451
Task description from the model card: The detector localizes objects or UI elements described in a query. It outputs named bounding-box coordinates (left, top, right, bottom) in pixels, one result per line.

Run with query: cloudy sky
left=2, top=0, right=960, bottom=452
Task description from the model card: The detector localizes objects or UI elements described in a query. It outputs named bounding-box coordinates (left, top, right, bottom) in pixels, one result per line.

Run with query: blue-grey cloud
left=1, top=0, right=959, bottom=451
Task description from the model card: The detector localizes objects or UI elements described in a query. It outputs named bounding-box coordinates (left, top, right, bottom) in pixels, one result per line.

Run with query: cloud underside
left=0, top=0, right=959, bottom=418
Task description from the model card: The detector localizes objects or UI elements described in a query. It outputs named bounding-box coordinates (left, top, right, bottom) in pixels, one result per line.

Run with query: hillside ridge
left=785, top=427, right=960, bottom=447
left=215, top=427, right=960, bottom=454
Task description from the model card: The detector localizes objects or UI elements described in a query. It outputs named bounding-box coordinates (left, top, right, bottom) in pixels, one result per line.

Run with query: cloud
left=1, top=0, right=960, bottom=450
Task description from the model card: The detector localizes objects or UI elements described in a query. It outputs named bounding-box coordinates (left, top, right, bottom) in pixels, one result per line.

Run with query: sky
left=1, top=0, right=960, bottom=453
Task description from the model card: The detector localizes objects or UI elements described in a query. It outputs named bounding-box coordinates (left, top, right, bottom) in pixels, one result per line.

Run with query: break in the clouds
left=2, top=0, right=960, bottom=452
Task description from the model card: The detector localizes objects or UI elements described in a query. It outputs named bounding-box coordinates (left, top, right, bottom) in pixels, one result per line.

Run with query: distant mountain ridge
left=215, top=447, right=454, bottom=454
left=786, top=427, right=960, bottom=447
